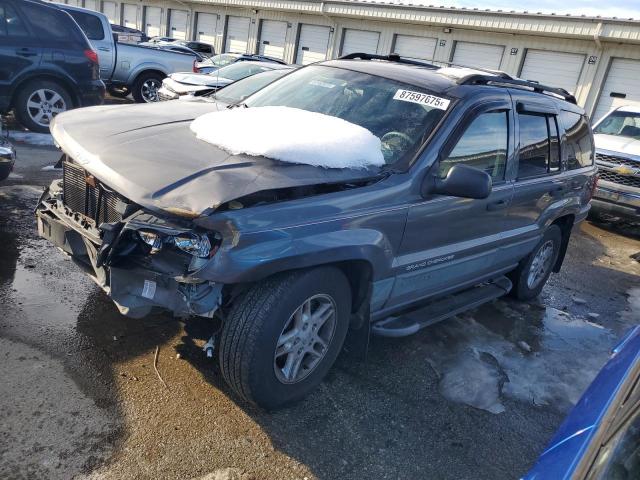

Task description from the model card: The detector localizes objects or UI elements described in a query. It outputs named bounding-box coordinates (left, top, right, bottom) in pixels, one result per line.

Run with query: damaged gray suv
left=36, top=53, right=597, bottom=409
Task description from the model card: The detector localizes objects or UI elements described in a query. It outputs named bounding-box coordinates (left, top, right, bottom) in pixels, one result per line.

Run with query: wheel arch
left=10, top=73, right=79, bottom=109
left=128, top=68, right=167, bottom=89
left=551, top=214, right=575, bottom=273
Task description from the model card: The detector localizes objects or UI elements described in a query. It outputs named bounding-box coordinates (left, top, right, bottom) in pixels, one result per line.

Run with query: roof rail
left=338, top=52, right=439, bottom=69
left=460, top=74, right=577, bottom=104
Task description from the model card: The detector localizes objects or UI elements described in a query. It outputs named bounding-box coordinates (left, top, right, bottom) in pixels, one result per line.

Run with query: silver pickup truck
left=59, top=5, right=199, bottom=103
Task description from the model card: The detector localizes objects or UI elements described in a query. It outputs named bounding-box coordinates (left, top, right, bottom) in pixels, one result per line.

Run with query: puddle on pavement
left=417, top=299, right=620, bottom=415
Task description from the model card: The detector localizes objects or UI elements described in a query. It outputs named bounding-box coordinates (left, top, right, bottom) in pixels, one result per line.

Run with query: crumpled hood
left=594, top=133, right=640, bottom=158
left=50, top=102, right=380, bottom=217
left=170, top=72, right=233, bottom=88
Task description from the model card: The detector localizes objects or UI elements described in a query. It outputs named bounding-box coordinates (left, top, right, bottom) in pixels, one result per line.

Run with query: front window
left=244, top=65, right=449, bottom=166
left=594, top=110, right=640, bottom=140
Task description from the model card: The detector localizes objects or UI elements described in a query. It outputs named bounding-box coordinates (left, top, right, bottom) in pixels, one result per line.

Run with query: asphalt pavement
left=0, top=139, right=638, bottom=480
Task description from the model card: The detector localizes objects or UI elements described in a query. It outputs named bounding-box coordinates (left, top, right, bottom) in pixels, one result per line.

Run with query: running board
left=371, top=276, right=512, bottom=338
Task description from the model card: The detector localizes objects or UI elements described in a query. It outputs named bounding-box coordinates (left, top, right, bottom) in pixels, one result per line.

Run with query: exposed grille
left=595, top=152, right=640, bottom=168
left=62, top=161, right=125, bottom=224
left=598, top=169, right=640, bottom=189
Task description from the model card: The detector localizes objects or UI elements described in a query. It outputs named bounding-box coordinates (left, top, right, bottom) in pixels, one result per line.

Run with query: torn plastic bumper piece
left=36, top=194, right=223, bottom=319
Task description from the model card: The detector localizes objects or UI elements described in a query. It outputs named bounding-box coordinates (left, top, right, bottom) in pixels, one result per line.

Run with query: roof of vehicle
left=322, top=53, right=581, bottom=110
left=614, top=105, right=640, bottom=114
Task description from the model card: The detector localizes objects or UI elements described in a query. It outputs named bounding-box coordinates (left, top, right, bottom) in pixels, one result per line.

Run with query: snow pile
left=190, top=106, right=384, bottom=169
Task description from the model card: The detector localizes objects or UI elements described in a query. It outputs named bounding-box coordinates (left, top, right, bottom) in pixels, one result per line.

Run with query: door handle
left=97, top=47, right=111, bottom=52
left=486, top=199, right=508, bottom=211
left=15, top=48, right=37, bottom=57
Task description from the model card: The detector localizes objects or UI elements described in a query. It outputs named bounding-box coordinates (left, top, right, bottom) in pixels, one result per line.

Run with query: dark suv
left=36, top=54, right=597, bottom=409
left=0, top=0, right=105, bottom=132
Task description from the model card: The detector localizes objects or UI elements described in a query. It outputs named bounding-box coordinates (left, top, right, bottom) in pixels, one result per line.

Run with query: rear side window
left=517, top=113, right=561, bottom=179
left=0, top=2, right=28, bottom=37
left=66, top=9, right=105, bottom=40
left=560, top=111, right=594, bottom=169
left=19, top=2, right=85, bottom=44
left=439, top=111, right=508, bottom=182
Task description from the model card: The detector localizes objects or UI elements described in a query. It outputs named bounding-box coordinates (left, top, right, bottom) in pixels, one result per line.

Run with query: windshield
left=214, top=69, right=291, bottom=104
left=244, top=65, right=449, bottom=165
left=211, top=63, right=274, bottom=82
left=207, top=54, right=237, bottom=67
left=594, top=111, right=640, bottom=140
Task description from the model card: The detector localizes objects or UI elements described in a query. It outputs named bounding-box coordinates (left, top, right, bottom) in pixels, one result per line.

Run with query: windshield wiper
left=227, top=102, right=249, bottom=109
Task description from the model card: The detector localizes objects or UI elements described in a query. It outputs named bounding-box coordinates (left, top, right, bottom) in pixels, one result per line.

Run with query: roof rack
left=338, top=52, right=439, bottom=69
left=460, top=74, right=577, bottom=104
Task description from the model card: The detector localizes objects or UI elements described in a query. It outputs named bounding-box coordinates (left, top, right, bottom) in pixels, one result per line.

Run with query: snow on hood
left=190, top=106, right=385, bottom=169
left=594, top=133, right=640, bottom=157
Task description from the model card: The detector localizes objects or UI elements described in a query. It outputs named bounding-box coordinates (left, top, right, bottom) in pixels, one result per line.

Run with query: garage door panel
left=102, top=1, right=117, bottom=23
left=520, top=50, right=585, bottom=94
left=259, top=20, right=287, bottom=60
left=122, top=4, right=138, bottom=29
left=196, top=13, right=217, bottom=45
left=594, top=58, right=640, bottom=122
left=225, top=16, right=250, bottom=53
left=341, top=29, right=379, bottom=56
left=393, top=34, right=437, bottom=60
left=144, top=7, right=162, bottom=38
left=452, top=41, right=504, bottom=70
left=169, top=9, right=188, bottom=40
left=296, top=24, right=330, bottom=65
left=84, top=0, right=98, bottom=11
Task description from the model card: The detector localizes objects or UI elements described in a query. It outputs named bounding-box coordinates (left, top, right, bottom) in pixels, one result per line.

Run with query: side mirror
left=423, top=164, right=492, bottom=199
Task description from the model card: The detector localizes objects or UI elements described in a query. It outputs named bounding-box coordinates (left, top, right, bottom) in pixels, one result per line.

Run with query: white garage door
left=393, top=34, right=437, bottom=60
left=121, top=4, right=138, bottom=29
left=195, top=13, right=218, bottom=46
left=168, top=9, right=188, bottom=40
left=65, top=0, right=80, bottom=6
left=101, top=1, right=117, bottom=23
left=520, top=50, right=585, bottom=94
left=452, top=42, right=504, bottom=70
left=341, top=29, right=379, bottom=56
left=225, top=16, right=250, bottom=53
left=259, top=20, right=287, bottom=60
left=144, top=6, right=162, bottom=38
left=593, top=58, right=640, bottom=122
left=83, top=0, right=99, bottom=11
left=296, top=24, right=330, bottom=65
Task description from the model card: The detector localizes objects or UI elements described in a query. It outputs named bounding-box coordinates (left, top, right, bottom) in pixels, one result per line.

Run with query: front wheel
left=219, top=267, right=352, bottom=409
left=508, top=225, right=562, bottom=301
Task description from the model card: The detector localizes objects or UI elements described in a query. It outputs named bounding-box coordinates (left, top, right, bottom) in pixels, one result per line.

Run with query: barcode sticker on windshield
left=393, top=89, right=450, bottom=110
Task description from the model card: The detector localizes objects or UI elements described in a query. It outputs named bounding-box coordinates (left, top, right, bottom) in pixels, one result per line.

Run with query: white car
left=591, top=106, right=640, bottom=220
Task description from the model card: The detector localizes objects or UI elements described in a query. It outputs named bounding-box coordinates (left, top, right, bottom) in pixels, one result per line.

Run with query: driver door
left=386, top=100, right=516, bottom=309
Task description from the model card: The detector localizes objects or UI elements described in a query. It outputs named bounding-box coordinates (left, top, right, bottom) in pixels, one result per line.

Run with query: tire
left=107, top=86, right=130, bottom=98
left=13, top=80, right=73, bottom=133
left=131, top=72, right=163, bottom=103
left=219, top=267, right=352, bottom=410
left=508, top=225, right=562, bottom=301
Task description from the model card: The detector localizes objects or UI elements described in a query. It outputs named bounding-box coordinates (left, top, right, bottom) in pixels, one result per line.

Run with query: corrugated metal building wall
left=53, top=0, right=640, bottom=120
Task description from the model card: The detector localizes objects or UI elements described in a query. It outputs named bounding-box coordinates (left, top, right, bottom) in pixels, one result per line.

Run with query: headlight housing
left=137, top=230, right=215, bottom=259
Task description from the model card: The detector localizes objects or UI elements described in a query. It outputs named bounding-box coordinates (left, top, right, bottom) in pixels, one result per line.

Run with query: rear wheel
left=509, top=225, right=562, bottom=300
left=14, top=80, right=72, bottom=133
left=132, top=72, right=163, bottom=103
left=219, top=267, right=351, bottom=409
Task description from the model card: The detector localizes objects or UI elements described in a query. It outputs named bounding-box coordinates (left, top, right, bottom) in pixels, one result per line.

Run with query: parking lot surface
left=1, top=140, right=639, bottom=480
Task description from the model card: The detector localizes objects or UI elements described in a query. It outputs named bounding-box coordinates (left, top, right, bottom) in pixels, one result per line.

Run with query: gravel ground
left=0, top=139, right=638, bottom=480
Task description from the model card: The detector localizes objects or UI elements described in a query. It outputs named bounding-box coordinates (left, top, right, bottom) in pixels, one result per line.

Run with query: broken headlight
left=173, top=233, right=212, bottom=258
left=137, top=230, right=214, bottom=259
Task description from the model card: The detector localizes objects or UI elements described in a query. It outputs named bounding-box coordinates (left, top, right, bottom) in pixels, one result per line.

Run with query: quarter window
left=560, top=111, right=594, bottom=169
left=517, top=113, right=561, bottom=179
left=438, top=111, right=508, bottom=181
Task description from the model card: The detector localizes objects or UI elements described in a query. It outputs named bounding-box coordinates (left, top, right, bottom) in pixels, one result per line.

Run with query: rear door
left=0, top=0, right=39, bottom=110
left=502, top=92, right=568, bottom=265
left=388, top=98, right=516, bottom=309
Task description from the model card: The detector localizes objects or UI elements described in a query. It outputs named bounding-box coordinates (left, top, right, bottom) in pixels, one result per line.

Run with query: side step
left=371, top=276, right=512, bottom=338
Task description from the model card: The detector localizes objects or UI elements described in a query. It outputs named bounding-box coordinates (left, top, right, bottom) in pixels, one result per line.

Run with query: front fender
left=198, top=228, right=394, bottom=284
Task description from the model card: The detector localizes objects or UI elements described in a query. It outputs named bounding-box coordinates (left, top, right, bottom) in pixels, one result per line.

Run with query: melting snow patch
left=190, top=106, right=385, bottom=169
left=7, top=131, right=55, bottom=146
